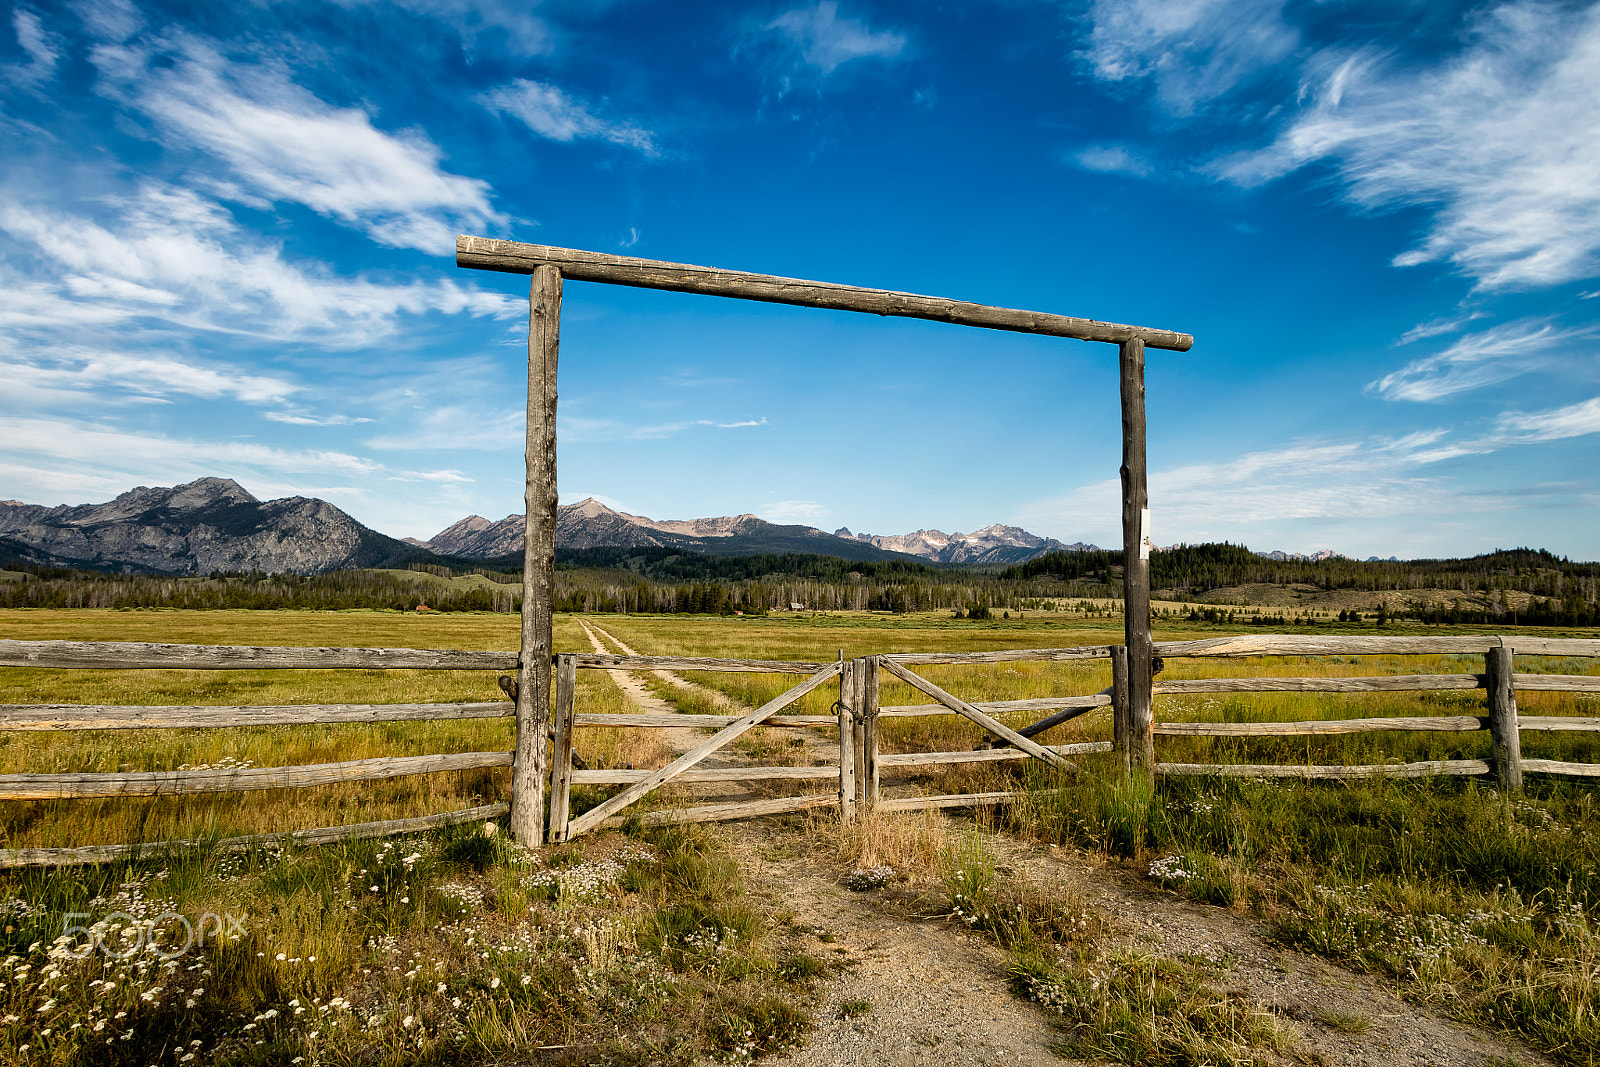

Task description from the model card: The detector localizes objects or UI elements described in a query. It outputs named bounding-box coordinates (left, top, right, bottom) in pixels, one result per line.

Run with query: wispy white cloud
left=0, top=414, right=381, bottom=507
left=761, top=499, right=830, bottom=523
left=1213, top=4, right=1600, bottom=290
left=8, top=8, right=61, bottom=85
left=0, top=347, right=298, bottom=406
left=1397, top=312, right=1486, bottom=346
left=696, top=417, right=768, bottom=429
left=334, top=0, right=552, bottom=57
left=391, top=468, right=474, bottom=483
left=1485, top=395, right=1600, bottom=445
left=69, top=0, right=141, bottom=43
left=1071, top=143, right=1154, bottom=178
left=766, top=2, right=905, bottom=74
left=1081, top=0, right=1298, bottom=116
left=0, top=181, right=520, bottom=345
left=1369, top=319, right=1592, bottom=402
left=97, top=36, right=505, bottom=253
left=264, top=411, right=373, bottom=427
left=480, top=79, right=656, bottom=154
left=1018, top=431, right=1484, bottom=545
left=366, top=405, right=525, bottom=450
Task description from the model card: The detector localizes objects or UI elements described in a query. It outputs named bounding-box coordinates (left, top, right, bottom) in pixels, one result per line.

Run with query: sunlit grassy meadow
left=3, top=607, right=1599, bottom=1065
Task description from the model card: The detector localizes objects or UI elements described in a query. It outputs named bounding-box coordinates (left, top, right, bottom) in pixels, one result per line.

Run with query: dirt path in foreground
left=585, top=627, right=1547, bottom=1067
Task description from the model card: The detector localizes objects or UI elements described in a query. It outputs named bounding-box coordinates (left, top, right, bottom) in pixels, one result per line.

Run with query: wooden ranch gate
left=453, top=235, right=1194, bottom=843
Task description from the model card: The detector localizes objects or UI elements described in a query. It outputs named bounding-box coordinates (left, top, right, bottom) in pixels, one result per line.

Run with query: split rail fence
left=3, top=631, right=1597, bottom=863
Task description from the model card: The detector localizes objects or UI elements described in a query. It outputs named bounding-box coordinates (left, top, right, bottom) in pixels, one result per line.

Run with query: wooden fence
left=3, top=632, right=1599, bottom=862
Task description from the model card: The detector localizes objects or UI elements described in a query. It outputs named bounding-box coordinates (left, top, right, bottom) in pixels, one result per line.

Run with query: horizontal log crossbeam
left=0, top=751, right=511, bottom=801
left=456, top=237, right=1194, bottom=352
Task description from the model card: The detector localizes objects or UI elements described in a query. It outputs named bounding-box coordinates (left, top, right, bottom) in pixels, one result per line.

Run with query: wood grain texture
left=1486, top=646, right=1523, bottom=791
left=512, top=264, right=561, bottom=847
left=876, top=792, right=1027, bottom=812
left=571, top=765, right=839, bottom=784
left=1154, top=635, right=1600, bottom=658
left=0, top=751, right=511, bottom=801
left=862, top=656, right=880, bottom=806
left=1157, top=759, right=1490, bottom=779
left=0, top=639, right=516, bottom=671
left=1111, top=644, right=1131, bottom=775
left=1154, top=716, right=1486, bottom=737
left=1120, top=336, right=1155, bottom=780
left=1512, top=674, right=1600, bottom=692
left=570, top=712, right=834, bottom=728
left=456, top=236, right=1194, bottom=351
left=1521, top=759, right=1600, bottom=778
left=878, top=659, right=1073, bottom=770
left=0, top=803, right=509, bottom=870
left=547, top=656, right=577, bottom=843
left=565, top=662, right=840, bottom=838
left=880, top=741, right=1112, bottom=769
left=838, top=658, right=855, bottom=824
left=572, top=654, right=829, bottom=674
left=1153, top=675, right=1484, bottom=694
left=1518, top=716, right=1600, bottom=732
left=882, top=647, right=1111, bottom=665
left=596, top=793, right=839, bottom=829
left=879, top=694, right=1111, bottom=717
left=0, top=702, right=513, bottom=730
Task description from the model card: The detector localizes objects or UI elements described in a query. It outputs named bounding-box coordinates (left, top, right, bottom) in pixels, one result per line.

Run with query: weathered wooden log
left=1521, top=759, right=1600, bottom=778
left=1008, top=692, right=1114, bottom=743
left=1153, top=635, right=1600, bottom=658
left=511, top=264, right=561, bottom=847
left=595, top=792, right=838, bottom=830
left=1120, top=336, right=1155, bottom=784
left=0, top=751, right=511, bottom=801
left=862, top=656, right=880, bottom=807
left=1517, top=716, right=1600, bottom=732
left=1153, top=675, right=1483, bottom=694
left=838, top=656, right=856, bottom=824
left=572, top=653, right=829, bottom=674
left=456, top=236, right=1195, bottom=351
left=570, top=712, right=834, bottom=728
left=882, top=647, right=1111, bottom=665
left=1156, top=759, right=1489, bottom=779
left=0, top=701, right=512, bottom=730
left=1485, top=646, right=1523, bottom=791
left=547, top=656, right=577, bottom=843
left=878, top=659, right=1073, bottom=770
left=0, top=803, right=510, bottom=870
left=571, top=765, right=839, bottom=784
left=0, top=639, right=516, bottom=671
left=879, top=741, right=1112, bottom=769
left=1511, top=674, right=1600, bottom=692
left=1154, top=716, right=1485, bottom=737
left=1111, top=644, right=1131, bottom=774
left=876, top=792, right=1027, bottom=812
left=881, top=693, right=1111, bottom=717
left=564, top=662, right=840, bottom=838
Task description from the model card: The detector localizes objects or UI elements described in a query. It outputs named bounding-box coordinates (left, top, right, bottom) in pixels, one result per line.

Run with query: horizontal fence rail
left=4, top=634, right=1599, bottom=864
left=456, top=236, right=1195, bottom=352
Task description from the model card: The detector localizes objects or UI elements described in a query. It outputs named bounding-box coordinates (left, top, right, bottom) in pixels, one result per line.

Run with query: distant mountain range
left=0, top=479, right=1098, bottom=576
left=409, top=500, right=1100, bottom=566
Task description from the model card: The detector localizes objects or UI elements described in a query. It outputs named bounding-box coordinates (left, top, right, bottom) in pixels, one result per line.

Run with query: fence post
left=1485, top=645, right=1523, bottom=792
left=862, top=656, right=880, bottom=809
left=838, top=655, right=856, bottom=824
left=1119, top=337, right=1156, bottom=787
left=510, top=263, right=562, bottom=847
left=1111, top=644, right=1131, bottom=775
left=547, top=655, right=577, bottom=843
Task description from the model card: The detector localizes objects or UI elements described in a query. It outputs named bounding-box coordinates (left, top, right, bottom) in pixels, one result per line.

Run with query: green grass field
left=2, top=607, right=1598, bottom=1065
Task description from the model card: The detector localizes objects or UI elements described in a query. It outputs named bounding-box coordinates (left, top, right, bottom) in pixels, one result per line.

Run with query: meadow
left=1, top=606, right=1598, bottom=1065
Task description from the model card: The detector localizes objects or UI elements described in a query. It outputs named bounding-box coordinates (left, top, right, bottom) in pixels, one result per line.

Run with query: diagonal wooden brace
left=878, top=659, right=1074, bottom=771
left=564, top=661, right=841, bottom=839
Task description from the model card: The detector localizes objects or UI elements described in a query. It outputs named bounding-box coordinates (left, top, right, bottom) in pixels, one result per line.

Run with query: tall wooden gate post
left=862, top=656, right=881, bottom=809
left=838, top=655, right=856, bottom=824
left=547, top=655, right=578, bottom=843
left=1110, top=644, right=1131, bottom=774
left=1485, top=646, right=1523, bottom=792
left=1119, top=337, right=1155, bottom=782
left=511, top=264, right=563, bottom=846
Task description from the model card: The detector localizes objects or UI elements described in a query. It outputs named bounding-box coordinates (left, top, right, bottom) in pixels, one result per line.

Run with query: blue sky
left=2, top=0, right=1598, bottom=559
